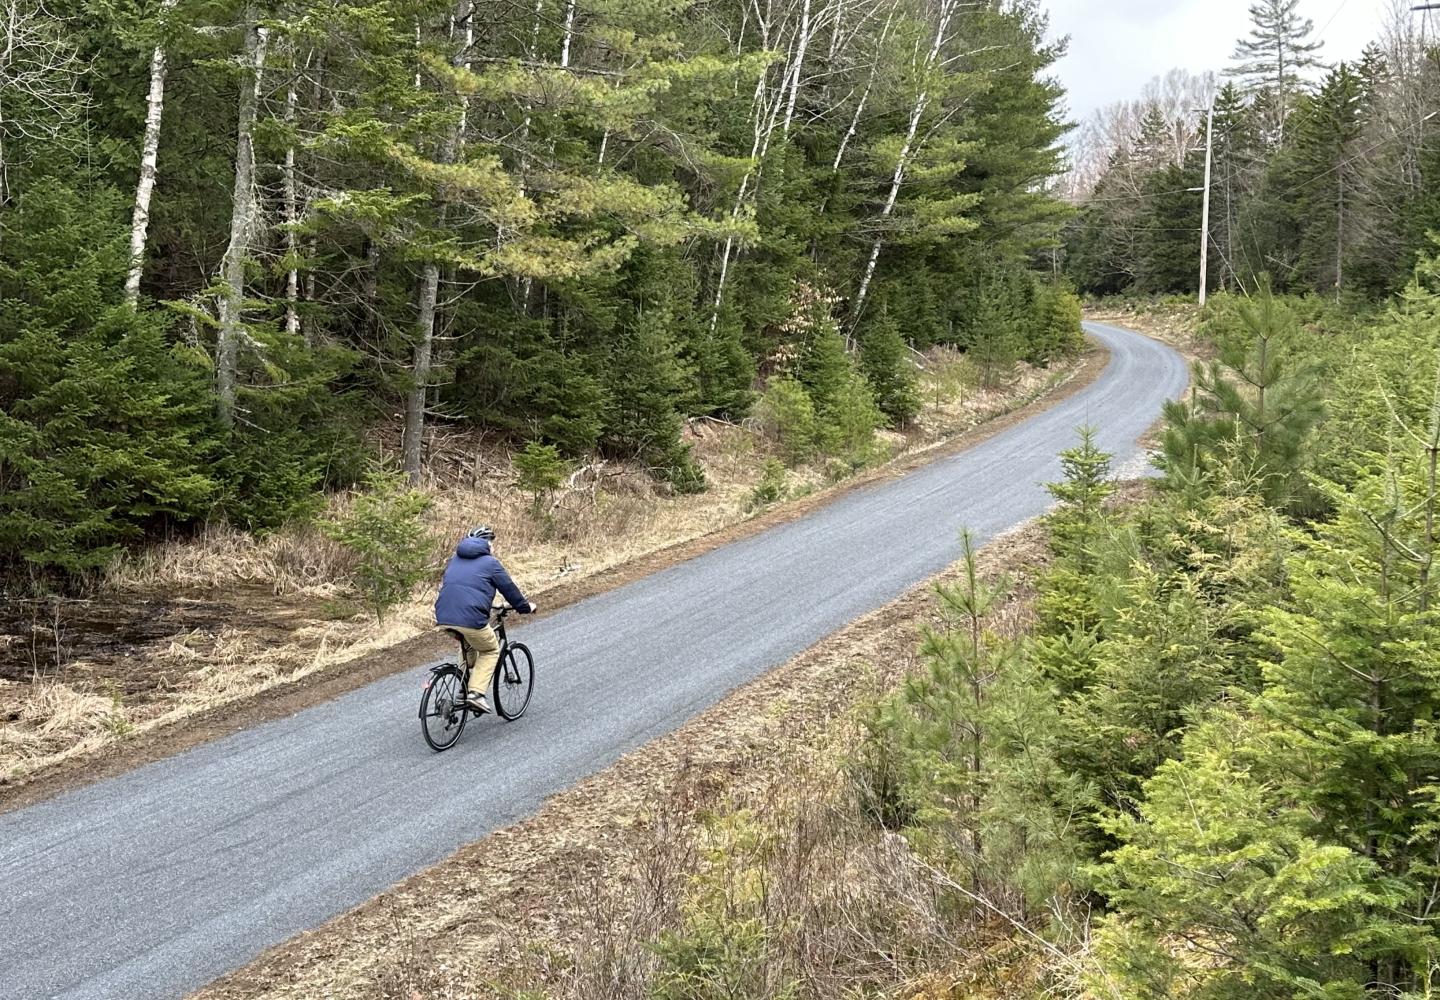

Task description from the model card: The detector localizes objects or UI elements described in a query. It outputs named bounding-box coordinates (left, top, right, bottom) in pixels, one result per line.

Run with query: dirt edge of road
left=0, top=342, right=1108, bottom=816
left=192, top=515, right=1062, bottom=999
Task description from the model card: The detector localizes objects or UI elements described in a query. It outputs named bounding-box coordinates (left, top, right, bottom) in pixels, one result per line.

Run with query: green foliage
left=860, top=531, right=1092, bottom=909
left=1160, top=287, right=1325, bottom=515
left=744, top=459, right=789, bottom=512
left=794, top=315, right=852, bottom=419
left=320, top=469, right=434, bottom=621
left=0, top=179, right=218, bottom=578
left=603, top=306, right=705, bottom=493
left=2, top=0, right=1082, bottom=577
left=513, top=441, right=568, bottom=512
left=858, top=309, right=922, bottom=427
left=820, top=372, right=884, bottom=471
left=1094, top=712, right=1413, bottom=1000
left=1027, top=281, right=1086, bottom=364
left=754, top=377, right=818, bottom=466
left=1045, top=426, right=1115, bottom=557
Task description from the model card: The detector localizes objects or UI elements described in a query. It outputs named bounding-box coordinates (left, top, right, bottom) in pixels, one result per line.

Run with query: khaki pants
left=438, top=624, right=501, bottom=690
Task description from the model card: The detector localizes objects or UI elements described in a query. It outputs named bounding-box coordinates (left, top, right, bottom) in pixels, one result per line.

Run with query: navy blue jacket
left=434, top=537, right=531, bottom=629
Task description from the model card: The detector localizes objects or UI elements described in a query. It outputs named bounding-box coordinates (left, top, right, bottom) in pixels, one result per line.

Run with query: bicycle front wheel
left=420, top=664, right=468, bottom=751
left=493, top=643, right=534, bottom=720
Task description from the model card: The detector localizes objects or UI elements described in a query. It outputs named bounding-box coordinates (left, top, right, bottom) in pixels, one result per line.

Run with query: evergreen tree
left=0, top=179, right=217, bottom=577
left=1227, top=0, right=1326, bottom=144
left=857, top=308, right=921, bottom=428
left=1291, top=63, right=1365, bottom=295
left=1135, top=161, right=1203, bottom=294
left=603, top=306, right=704, bottom=492
left=1159, top=288, right=1324, bottom=514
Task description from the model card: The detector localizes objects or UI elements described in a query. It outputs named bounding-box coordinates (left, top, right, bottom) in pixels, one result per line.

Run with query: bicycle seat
left=442, top=628, right=471, bottom=650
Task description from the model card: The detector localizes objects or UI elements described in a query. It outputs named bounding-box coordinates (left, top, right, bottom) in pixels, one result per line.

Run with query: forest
left=0, top=0, right=1082, bottom=583
left=469, top=3, right=1440, bottom=996
left=1063, top=0, right=1440, bottom=300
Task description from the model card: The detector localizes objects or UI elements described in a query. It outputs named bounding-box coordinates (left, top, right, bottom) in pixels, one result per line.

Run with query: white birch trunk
left=282, top=80, right=301, bottom=339
left=780, top=0, right=811, bottom=136
left=560, top=0, right=576, bottom=68
left=125, top=0, right=178, bottom=303
left=707, top=25, right=798, bottom=332
left=216, top=12, right=269, bottom=428
left=851, top=0, right=955, bottom=320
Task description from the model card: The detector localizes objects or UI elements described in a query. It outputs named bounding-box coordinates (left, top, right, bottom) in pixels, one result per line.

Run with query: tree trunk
left=216, top=10, right=269, bottom=429
left=283, top=78, right=301, bottom=340
left=559, top=0, right=576, bottom=68
left=402, top=0, right=472, bottom=482
left=851, top=0, right=955, bottom=321
left=707, top=27, right=798, bottom=332
left=780, top=0, right=812, bottom=137
left=1335, top=174, right=1344, bottom=299
left=125, top=0, right=178, bottom=304
left=403, top=263, right=440, bottom=481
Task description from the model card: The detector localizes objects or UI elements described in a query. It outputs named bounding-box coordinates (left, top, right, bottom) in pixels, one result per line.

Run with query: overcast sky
left=1044, top=0, right=1400, bottom=126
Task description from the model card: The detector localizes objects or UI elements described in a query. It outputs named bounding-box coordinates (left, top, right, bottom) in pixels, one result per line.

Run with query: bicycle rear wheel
left=493, top=643, right=534, bottom=720
left=420, top=664, right=468, bottom=751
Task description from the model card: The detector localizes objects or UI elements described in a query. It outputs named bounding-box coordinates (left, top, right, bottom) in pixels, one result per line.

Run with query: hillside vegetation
left=468, top=280, right=1438, bottom=1000
left=0, top=0, right=1082, bottom=590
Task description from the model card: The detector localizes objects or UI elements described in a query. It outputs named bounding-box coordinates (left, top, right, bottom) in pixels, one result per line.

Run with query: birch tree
left=124, top=0, right=179, bottom=303
left=0, top=0, right=82, bottom=209
left=215, top=8, right=269, bottom=428
left=850, top=0, right=960, bottom=320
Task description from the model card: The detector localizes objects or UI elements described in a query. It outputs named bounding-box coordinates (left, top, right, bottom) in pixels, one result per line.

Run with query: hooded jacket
left=434, top=536, right=531, bottom=629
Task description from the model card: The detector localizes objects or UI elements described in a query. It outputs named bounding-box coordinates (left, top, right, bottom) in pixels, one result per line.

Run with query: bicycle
left=419, top=605, right=535, bottom=751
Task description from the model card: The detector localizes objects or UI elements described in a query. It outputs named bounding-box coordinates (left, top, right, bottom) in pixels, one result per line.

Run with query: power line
left=1315, top=0, right=1352, bottom=41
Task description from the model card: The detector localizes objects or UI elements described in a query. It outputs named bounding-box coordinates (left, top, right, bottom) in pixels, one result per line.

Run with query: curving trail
left=0, top=322, right=1187, bottom=999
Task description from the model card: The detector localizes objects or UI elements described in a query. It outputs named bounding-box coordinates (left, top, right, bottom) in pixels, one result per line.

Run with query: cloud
left=1045, top=0, right=1386, bottom=126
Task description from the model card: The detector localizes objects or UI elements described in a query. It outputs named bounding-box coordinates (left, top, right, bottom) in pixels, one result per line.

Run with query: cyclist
left=434, top=525, right=537, bottom=715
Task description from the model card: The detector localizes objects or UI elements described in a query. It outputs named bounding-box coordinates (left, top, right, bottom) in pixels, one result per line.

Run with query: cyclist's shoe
left=464, top=692, right=491, bottom=714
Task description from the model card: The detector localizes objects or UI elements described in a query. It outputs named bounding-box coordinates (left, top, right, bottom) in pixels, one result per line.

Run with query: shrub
left=796, top=316, right=851, bottom=417
left=744, top=459, right=789, bottom=511
left=513, top=440, right=568, bottom=512
left=320, top=469, right=434, bottom=621
left=754, top=377, right=818, bottom=465
left=1027, top=281, right=1085, bottom=364
left=819, top=372, right=883, bottom=470
left=858, top=309, right=922, bottom=427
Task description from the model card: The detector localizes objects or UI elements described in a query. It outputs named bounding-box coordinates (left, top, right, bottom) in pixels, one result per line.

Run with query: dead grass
left=194, top=520, right=1070, bottom=1000
left=0, top=352, right=1082, bottom=789
left=1086, top=301, right=1209, bottom=363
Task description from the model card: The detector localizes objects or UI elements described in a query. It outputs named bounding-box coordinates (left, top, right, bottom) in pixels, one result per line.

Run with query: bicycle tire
left=420, top=664, right=468, bottom=751
left=493, top=643, right=534, bottom=720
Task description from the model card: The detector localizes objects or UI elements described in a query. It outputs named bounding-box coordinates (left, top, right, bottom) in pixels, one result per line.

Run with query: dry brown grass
left=1, top=353, right=1081, bottom=789
left=195, top=520, right=1072, bottom=1000
left=1086, top=301, right=1208, bottom=361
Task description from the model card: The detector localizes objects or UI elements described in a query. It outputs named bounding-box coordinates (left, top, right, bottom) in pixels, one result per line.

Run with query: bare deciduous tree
left=0, top=0, right=82, bottom=208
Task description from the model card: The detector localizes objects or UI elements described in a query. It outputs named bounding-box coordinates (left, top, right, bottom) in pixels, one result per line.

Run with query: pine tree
left=0, top=179, right=217, bottom=576
left=1291, top=64, right=1364, bottom=296
left=1227, top=0, right=1326, bottom=145
left=1159, top=287, right=1324, bottom=514
left=1135, top=160, right=1203, bottom=293
left=857, top=308, right=921, bottom=428
left=1045, top=426, right=1114, bottom=558
left=603, top=306, right=704, bottom=492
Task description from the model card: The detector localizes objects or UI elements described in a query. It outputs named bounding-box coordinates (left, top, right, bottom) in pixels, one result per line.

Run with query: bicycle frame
left=427, top=608, right=518, bottom=699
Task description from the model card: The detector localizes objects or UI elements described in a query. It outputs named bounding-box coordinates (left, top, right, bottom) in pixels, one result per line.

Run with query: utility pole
left=1197, top=97, right=1215, bottom=307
